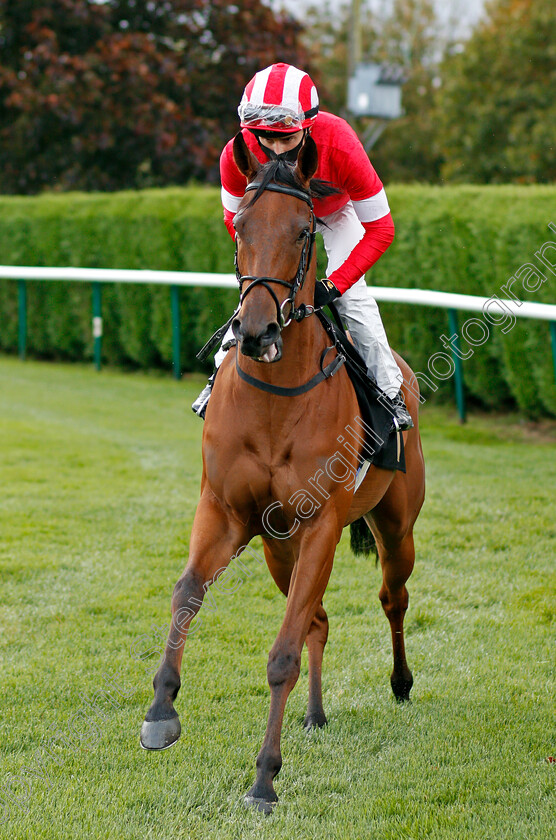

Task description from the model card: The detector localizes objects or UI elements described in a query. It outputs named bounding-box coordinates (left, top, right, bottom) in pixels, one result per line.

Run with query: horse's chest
left=204, top=435, right=312, bottom=514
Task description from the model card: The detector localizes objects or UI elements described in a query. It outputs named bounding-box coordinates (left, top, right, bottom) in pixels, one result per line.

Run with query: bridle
left=234, top=181, right=317, bottom=328
left=196, top=176, right=346, bottom=396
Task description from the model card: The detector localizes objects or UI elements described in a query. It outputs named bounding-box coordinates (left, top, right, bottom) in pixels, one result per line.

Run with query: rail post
left=447, top=308, right=467, bottom=424
left=18, top=280, right=27, bottom=361
left=550, top=322, right=556, bottom=389
left=171, top=284, right=181, bottom=380
left=92, top=282, right=102, bottom=371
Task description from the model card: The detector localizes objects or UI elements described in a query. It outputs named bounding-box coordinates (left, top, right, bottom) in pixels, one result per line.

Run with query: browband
left=245, top=181, right=314, bottom=208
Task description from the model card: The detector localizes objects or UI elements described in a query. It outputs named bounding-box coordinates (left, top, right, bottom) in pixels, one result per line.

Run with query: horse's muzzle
left=232, top=318, right=283, bottom=363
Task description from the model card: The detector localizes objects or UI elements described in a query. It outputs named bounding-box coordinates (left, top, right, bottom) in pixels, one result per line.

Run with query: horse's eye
left=297, top=228, right=309, bottom=242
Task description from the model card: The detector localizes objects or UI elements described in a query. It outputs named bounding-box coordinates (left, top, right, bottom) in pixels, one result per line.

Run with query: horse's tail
left=350, top=517, right=378, bottom=562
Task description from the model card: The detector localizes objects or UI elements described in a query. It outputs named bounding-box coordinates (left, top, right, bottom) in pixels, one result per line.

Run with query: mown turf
left=0, top=357, right=554, bottom=840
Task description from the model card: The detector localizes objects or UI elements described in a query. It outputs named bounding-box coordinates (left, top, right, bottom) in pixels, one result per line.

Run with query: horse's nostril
left=231, top=318, right=243, bottom=341
left=262, top=322, right=280, bottom=344
left=233, top=319, right=280, bottom=352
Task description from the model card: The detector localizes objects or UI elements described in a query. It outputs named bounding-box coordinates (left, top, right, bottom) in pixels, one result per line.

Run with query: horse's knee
left=267, top=643, right=300, bottom=689
left=171, top=569, right=204, bottom=610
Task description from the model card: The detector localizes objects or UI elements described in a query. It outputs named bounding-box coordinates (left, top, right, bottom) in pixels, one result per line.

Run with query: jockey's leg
left=335, top=279, right=403, bottom=398
left=317, top=201, right=401, bottom=396
left=191, top=327, right=235, bottom=418
left=317, top=202, right=412, bottom=430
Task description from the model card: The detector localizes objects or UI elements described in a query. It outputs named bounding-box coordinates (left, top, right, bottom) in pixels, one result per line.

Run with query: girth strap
left=235, top=345, right=345, bottom=397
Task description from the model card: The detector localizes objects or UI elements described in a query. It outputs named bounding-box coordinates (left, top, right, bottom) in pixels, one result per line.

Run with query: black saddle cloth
left=317, top=306, right=406, bottom=473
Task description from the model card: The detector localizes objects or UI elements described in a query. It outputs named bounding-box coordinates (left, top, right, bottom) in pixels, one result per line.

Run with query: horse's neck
left=285, top=308, right=324, bottom=360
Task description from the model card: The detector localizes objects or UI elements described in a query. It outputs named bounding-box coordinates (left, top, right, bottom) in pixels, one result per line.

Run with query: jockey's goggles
left=251, top=128, right=305, bottom=140
left=238, top=102, right=318, bottom=132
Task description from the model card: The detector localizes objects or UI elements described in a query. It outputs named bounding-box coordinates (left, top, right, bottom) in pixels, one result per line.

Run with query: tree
left=436, top=0, right=556, bottom=183
left=365, top=0, right=444, bottom=183
left=302, top=0, right=445, bottom=183
left=0, top=1, right=310, bottom=193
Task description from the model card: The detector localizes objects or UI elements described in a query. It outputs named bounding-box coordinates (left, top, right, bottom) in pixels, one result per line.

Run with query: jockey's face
left=258, top=130, right=304, bottom=157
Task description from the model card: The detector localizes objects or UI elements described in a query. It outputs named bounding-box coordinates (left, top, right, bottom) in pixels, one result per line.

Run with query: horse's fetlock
left=153, top=665, right=181, bottom=698
left=256, top=747, right=282, bottom=779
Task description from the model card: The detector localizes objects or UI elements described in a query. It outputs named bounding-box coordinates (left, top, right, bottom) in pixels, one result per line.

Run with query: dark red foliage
left=0, top=1, right=311, bottom=193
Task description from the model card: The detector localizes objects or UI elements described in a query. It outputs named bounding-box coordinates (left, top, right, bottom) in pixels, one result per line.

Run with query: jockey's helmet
left=238, top=63, right=319, bottom=133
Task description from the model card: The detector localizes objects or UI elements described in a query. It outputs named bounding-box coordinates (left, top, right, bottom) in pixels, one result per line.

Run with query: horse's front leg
left=140, top=492, right=250, bottom=750
left=244, top=520, right=338, bottom=814
left=262, top=541, right=329, bottom=731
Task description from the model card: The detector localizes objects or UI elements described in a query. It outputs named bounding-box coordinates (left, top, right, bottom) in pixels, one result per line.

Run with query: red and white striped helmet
left=238, top=63, right=319, bottom=133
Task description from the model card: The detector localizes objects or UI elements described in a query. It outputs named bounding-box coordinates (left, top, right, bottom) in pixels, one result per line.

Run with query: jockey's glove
left=314, top=278, right=341, bottom=309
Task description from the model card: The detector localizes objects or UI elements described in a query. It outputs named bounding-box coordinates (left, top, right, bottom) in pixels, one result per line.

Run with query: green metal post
left=447, top=308, right=467, bottom=424
left=550, top=322, right=556, bottom=389
left=92, top=282, right=102, bottom=371
left=171, top=285, right=181, bottom=380
left=18, top=280, right=27, bottom=360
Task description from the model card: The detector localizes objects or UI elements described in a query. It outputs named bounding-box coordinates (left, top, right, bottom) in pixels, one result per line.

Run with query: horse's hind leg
left=140, top=491, right=250, bottom=750
left=375, top=526, right=415, bottom=702
left=304, top=602, right=329, bottom=729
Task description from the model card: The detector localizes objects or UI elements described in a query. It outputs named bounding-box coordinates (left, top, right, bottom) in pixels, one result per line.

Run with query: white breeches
left=216, top=200, right=402, bottom=397
left=317, top=201, right=402, bottom=397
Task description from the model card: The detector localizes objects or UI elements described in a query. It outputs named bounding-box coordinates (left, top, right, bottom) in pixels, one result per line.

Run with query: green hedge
left=0, top=184, right=554, bottom=416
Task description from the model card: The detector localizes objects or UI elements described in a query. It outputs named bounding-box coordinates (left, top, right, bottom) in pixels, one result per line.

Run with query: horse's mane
left=247, top=159, right=342, bottom=208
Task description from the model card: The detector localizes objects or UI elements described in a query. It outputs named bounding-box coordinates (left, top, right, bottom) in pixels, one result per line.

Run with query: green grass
left=0, top=357, right=554, bottom=840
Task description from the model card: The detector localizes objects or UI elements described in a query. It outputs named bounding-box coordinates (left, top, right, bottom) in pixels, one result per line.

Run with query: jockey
left=193, top=62, right=413, bottom=431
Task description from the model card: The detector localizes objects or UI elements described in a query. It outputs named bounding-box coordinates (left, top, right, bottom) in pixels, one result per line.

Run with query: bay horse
left=141, top=134, right=425, bottom=814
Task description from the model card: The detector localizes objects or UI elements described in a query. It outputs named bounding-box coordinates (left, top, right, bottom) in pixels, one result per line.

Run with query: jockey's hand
left=314, top=279, right=341, bottom=309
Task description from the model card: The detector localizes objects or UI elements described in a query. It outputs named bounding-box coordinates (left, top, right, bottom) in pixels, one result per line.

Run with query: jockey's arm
left=327, top=211, right=395, bottom=294
left=220, top=139, right=247, bottom=240
left=223, top=207, right=237, bottom=240
left=324, top=127, right=395, bottom=295
left=218, top=126, right=396, bottom=287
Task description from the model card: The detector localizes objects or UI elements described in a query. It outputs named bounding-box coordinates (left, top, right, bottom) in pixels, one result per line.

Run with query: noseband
left=234, top=181, right=317, bottom=328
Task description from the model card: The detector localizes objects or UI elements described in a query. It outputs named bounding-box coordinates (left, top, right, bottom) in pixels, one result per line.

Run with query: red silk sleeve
left=328, top=212, right=395, bottom=294
left=223, top=208, right=236, bottom=240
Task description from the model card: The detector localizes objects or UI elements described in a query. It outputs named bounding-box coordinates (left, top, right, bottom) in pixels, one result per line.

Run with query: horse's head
left=231, top=132, right=318, bottom=363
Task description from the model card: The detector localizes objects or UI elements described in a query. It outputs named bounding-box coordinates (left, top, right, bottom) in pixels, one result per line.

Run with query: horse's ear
left=295, top=135, right=318, bottom=187
left=233, top=132, right=260, bottom=182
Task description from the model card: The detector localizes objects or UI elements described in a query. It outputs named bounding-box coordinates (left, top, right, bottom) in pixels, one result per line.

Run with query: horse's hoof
left=391, top=670, right=413, bottom=702
left=303, top=711, right=328, bottom=730
left=243, top=795, right=277, bottom=816
left=140, top=716, right=181, bottom=750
